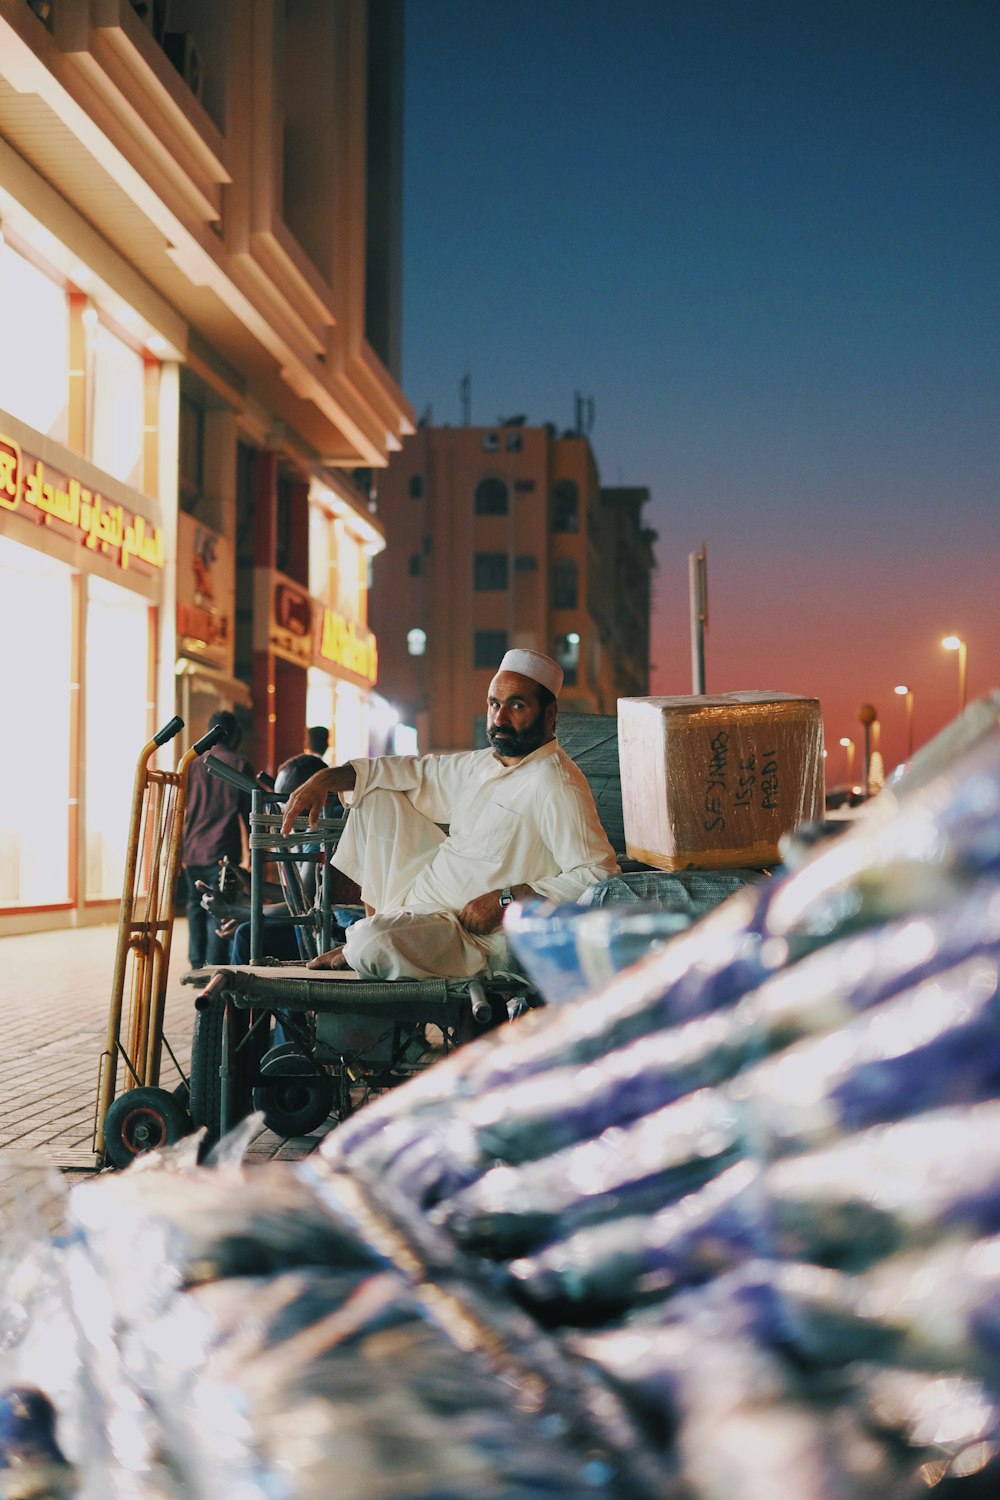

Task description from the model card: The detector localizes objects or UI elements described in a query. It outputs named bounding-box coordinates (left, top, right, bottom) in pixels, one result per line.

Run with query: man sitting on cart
left=279, top=650, right=619, bottom=981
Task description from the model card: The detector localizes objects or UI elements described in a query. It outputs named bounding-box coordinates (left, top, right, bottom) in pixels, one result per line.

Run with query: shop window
left=474, top=630, right=507, bottom=668
left=474, top=552, right=508, bottom=590
left=0, top=539, right=72, bottom=906
left=85, top=576, right=150, bottom=900
left=409, top=474, right=423, bottom=498
left=552, top=479, right=579, bottom=533
left=0, top=241, right=69, bottom=443
left=90, top=324, right=144, bottom=488
left=552, top=557, right=578, bottom=610
left=474, top=477, right=508, bottom=515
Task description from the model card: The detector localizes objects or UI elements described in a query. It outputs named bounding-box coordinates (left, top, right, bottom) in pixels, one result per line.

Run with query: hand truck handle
left=205, top=754, right=272, bottom=795
left=193, top=722, right=231, bottom=756
left=152, top=715, right=185, bottom=746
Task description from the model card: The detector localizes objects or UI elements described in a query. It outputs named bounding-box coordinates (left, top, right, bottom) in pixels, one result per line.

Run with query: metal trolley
left=93, top=715, right=228, bottom=1169
left=187, top=758, right=538, bottom=1147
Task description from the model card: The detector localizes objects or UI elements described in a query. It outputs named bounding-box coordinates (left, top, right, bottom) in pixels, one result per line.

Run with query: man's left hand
left=459, top=890, right=514, bottom=935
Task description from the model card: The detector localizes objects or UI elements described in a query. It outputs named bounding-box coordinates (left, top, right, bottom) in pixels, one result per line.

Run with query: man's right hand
left=280, top=765, right=356, bottom=836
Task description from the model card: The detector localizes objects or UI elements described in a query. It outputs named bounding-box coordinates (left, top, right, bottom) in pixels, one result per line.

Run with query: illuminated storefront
left=0, top=215, right=171, bottom=934
left=305, top=484, right=384, bottom=764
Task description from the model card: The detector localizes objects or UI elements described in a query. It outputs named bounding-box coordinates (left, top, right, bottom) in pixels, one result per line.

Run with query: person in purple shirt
left=180, top=710, right=254, bottom=979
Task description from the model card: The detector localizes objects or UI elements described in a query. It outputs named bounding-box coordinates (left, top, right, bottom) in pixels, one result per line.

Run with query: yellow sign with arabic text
left=316, top=606, right=378, bottom=684
left=0, top=431, right=164, bottom=572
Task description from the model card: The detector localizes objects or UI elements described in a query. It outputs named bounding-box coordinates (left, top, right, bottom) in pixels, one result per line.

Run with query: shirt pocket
left=455, top=801, right=521, bottom=861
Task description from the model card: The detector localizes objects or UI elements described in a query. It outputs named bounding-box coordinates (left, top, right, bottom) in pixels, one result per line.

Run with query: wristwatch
left=499, top=887, right=515, bottom=909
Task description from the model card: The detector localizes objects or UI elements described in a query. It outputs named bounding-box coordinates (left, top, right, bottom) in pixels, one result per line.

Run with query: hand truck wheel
left=102, top=1086, right=192, bottom=1169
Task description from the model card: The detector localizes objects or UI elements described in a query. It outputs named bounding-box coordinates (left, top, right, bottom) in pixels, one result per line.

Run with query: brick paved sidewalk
left=0, top=920, right=325, bottom=1174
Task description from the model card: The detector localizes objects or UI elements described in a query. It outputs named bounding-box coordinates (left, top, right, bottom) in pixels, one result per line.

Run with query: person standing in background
left=180, top=710, right=254, bottom=981
left=306, top=724, right=336, bottom=766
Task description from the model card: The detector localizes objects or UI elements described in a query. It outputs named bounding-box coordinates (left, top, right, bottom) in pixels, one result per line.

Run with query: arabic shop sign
left=0, top=431, right=164, bottom=572
left=317, top=606, right=378, bottom=684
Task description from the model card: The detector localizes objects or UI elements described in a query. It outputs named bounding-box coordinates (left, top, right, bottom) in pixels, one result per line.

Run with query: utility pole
left=689, top=545, right=708, bottom=694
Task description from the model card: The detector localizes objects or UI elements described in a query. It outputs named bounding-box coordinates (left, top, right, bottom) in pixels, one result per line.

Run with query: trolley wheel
left=189, top=990, right=269, bottom=1145
left=252, top=1047, right=335, bottom=1138
left=103, top=1086, right=192, bottom=1169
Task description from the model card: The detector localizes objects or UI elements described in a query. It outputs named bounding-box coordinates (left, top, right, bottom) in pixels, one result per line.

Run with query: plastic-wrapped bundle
left=735, top=953, right=1000, bottom=1154
left=331, top=886, right=1000, bottom=1243
left=569, top=1269, right=1000, bottom=1499
left=327, top=734, right=1000, bottom=1191
left=567, top=1287, right=914, bottom=1500
left=430, top=953, right=999, bottom=1266
left=509, top=1103, right=1000, bottom=1323
left=436, top=1087, right=743, bottom=1258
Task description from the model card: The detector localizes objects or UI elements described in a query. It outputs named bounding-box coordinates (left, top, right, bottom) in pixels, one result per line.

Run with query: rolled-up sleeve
left=346, top=752, right=483, bottom=825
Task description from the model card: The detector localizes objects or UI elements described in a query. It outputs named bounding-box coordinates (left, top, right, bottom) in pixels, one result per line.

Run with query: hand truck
left=93, top=715, right=229, bottom=1169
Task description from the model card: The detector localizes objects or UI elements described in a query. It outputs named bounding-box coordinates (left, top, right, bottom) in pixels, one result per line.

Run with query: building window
left=90, top=324, right=145, bottom=488
left=474, top=477, right=508, bottom=515
left=0, top=242, right=68, bottom=442
left=474, top=630, right=507, bottom=668
left=505, top=432, right=523, bottom=452
left=407, top=627, right=427, bottom=656
left=408, top=554, right=423, bottom=577
left=555, top=631, right=580, bottom=688
left=552, top=479, right=579, bottom=533
left=474, top=552, right=508, bottom=590
left=482, top=432, right=499, bottom=452
left=409, top=474, right=423, bottom=498
left=552, top=557, right=578, bottom=610
left=178, top=395, right=205, bottom=516
left=514, top=478, right=536, bottom=493
left=514, top=555, right=537, bottom=572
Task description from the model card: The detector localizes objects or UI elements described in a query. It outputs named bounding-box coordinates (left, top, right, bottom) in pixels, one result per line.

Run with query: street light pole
left=894, top=684, right=914, bottom=760
left=941, top=636, right=968, bottom=713
left=838, top=736, right=855, bottom=784
left=858, top=703, right=878, bottom=799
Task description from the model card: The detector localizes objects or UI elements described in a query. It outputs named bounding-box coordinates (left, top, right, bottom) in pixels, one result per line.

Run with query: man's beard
left=488, top=714, right=547, bottom=759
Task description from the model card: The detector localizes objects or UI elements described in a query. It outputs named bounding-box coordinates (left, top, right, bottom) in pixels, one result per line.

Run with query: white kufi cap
left=498, top=649, right=564, bottom=696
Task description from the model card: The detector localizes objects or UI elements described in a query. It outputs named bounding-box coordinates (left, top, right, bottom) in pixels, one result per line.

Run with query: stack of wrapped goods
left=1, top=696, right=999, bottom=1499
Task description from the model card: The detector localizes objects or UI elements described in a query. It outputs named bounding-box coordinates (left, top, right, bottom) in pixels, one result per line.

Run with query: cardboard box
left=618, top=693, right=824, bottom=870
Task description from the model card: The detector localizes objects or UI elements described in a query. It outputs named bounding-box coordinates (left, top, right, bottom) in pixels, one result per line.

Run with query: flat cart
left=93, top=716, right=228, bottom=1168
left=187, top=758, right=537, bottom=1146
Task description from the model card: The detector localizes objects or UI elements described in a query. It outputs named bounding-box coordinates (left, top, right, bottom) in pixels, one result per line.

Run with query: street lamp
left=838, top=736, right=856, bottom=784
left=894, top=684, right=914, bottom=759
left=941, top=636, right=968, bottom=713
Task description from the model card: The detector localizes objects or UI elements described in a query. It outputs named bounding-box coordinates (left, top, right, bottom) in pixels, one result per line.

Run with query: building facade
left=0, top=0, right=411, bottom=934
left=369, top=421, right=655, bottom=751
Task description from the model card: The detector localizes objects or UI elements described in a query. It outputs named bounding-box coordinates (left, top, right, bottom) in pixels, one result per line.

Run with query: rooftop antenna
left=585, top=396, right=595, bottom=435
left=460, top=372, right=471, bottom=426
left=574, top=390, right=583, bottom=433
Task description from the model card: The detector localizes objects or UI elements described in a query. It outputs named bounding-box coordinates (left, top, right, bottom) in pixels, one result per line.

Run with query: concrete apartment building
left=0, top=0, right=411, bottom=933
left=369, top=420, right=656, bottom=751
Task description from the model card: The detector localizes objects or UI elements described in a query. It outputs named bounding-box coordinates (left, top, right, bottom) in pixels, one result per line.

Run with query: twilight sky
left=400, top=0, right=999, bottom=776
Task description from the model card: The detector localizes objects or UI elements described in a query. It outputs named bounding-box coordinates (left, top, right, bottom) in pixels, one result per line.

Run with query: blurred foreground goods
left=1, top=695, right=999, bottom=1498
left=618, top=692, right=825, bottom=870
